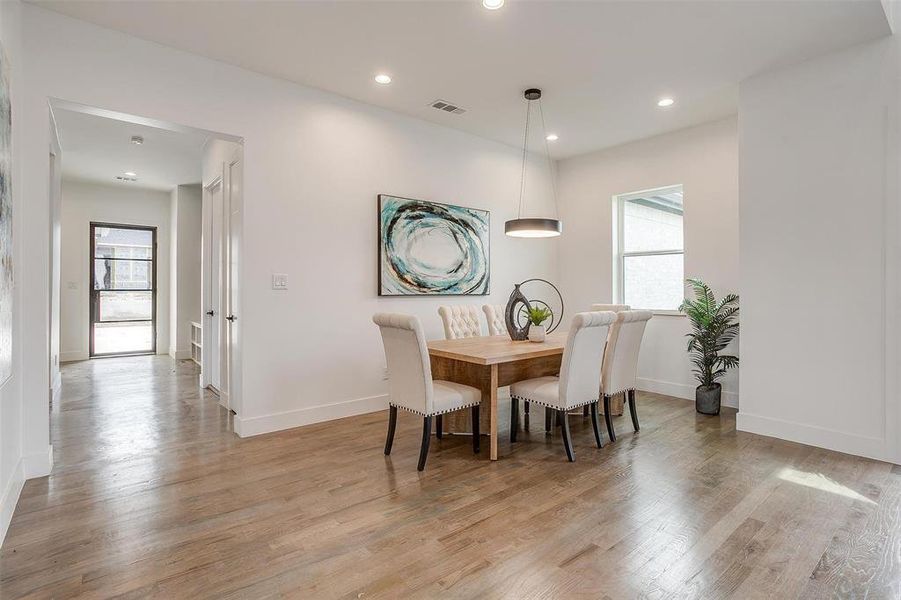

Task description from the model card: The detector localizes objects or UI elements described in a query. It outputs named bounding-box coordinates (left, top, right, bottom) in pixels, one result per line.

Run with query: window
left=614, top=185, right=684, bottom=312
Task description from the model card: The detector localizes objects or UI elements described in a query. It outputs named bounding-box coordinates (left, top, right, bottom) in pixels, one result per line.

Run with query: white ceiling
left=54, top=108, right=208, bottom=191
left=35, top=1, right=892, bottom=159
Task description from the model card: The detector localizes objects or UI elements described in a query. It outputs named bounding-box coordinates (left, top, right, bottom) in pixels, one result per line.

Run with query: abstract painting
left=0, top=45, right=10, bottom=385
left=379, top=195, right=489, bottom=296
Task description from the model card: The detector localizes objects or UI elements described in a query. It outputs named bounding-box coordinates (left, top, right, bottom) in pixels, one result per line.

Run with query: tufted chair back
left=438, top=305, right=484, bottom=340
left=373, top=313, right=433, bottom=415
left=601, top=310, right=653, bottom=395
left=558, top=311, right=616, bottom=408
left=591, top=303, right=631, bottom=313
left=482, top=304, right=507, bottom=336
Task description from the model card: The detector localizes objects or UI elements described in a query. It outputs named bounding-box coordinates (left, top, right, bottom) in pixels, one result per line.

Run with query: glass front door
left=89, top=223, right=157, bottom=357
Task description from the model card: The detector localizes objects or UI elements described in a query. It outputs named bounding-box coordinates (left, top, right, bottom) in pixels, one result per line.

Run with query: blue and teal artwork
left=379, top=195, right=489, bottom=296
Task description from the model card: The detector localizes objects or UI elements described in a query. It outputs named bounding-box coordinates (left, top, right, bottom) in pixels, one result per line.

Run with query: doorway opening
left=89, top=222, right=157, bottom=357
left=48, top=99, right=244, bottom=424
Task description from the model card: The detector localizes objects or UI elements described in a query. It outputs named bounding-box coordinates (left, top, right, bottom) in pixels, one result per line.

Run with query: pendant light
left=505, top=88, right=562, bottom=238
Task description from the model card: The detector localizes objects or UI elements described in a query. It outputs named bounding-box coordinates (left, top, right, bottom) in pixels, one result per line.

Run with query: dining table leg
left=489, top=363, right=498, bottom=461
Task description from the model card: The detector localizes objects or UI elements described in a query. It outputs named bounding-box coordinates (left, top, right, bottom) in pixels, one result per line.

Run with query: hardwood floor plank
left=2, top=356, right=900, bottom=599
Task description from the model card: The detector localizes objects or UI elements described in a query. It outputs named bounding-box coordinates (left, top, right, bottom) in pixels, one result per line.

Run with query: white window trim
left=613, top=184, right=685, bottom=315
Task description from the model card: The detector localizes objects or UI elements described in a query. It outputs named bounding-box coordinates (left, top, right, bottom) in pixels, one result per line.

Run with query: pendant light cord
left=517, top=98, right=532, bottom=219
left=537, top=98, right=560, bottom=219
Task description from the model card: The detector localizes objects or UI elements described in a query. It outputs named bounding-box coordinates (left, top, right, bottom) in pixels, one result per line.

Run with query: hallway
left=1, top=356, right=235, bottom=596
left=2, top=357, right=900, bottom=598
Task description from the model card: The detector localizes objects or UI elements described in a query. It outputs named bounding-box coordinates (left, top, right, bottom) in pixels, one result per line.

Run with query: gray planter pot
left=695, top=383, right=721, bottom=415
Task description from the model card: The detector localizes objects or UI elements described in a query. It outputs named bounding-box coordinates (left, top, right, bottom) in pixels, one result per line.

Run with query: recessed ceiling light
left=482, top=0, right=504, bottom=9
left=374, top=74, right=392, bottom=85
left=124, top=171, right=137, bottom=177
left=657, top=97, right=675, bottom=107
left=546, top=133, right=559, bottom=142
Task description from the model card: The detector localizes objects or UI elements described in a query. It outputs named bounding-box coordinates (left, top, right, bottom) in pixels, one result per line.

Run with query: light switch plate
left=271, top=273, right=288, bottom=290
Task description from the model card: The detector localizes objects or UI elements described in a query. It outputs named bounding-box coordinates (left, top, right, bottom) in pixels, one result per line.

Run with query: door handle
left=226, top=315, right=236, bottom=322
left=206, top=310, right=215, bottom=316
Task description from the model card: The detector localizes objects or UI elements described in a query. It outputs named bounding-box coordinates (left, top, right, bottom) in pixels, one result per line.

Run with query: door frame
left=224, top=146, right=243, bottom=415
left=88, top=221, right=158, bottom=358
left=200, top=147, right=242, bottom=414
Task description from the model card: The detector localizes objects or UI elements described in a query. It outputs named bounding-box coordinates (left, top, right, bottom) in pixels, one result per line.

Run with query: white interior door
left=207, top=178, right=223, bottom=392
left=224, top=149, right=243, bottom=415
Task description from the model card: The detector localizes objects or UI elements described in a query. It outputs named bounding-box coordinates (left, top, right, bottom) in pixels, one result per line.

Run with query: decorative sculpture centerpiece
left=504, top=278, right=564, bottom=341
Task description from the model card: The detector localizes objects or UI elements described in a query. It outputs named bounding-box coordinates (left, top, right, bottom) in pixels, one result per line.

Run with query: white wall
left=20, top=6, right=558, bottom=442
left=0, top=0, right=25, bottom=547
left=738, top=36, right=900, bottom=463
left=168, top=184, right=201, bottom=359
left=556, top=118, right=740, bottom=406
left=59, top=180, right=171, bottom=361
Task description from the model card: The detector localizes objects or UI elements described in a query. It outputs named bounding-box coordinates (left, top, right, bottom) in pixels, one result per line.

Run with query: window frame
left=613, top=184, right=685, bottom=316
left=89, top=221, right=158, bottom=357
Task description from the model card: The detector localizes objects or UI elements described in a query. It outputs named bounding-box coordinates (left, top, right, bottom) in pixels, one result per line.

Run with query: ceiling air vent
left=429, top=99, right=467, bottom=115
left=115, top=176, right=138, bottom=182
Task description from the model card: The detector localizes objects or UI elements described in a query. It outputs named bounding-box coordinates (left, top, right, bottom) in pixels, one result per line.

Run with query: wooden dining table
left=427, top=332, right=567, bottom=461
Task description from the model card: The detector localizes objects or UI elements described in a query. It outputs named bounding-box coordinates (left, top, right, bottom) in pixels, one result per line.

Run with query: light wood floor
left=2, top=356, right=900, bottom=599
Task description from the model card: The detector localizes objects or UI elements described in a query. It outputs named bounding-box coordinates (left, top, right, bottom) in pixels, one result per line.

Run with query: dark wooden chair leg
left=559, top=409, right=575, bottom=462
left=436, top=414, right=443, bottom=439
left=384, top=405, right=398, bottom=455
left=417, top=416, right=432, bottom=471
left=472, top=405, right=480, bottom=454
left=583, top=405, right=589, bottom=417
left=590, top=402, right=603, bottom=448
left=603, top=394, right=616, bottom=442
left=628, top=389, right=640, bottom=431
left=510, top=397, right=519, bottom=443
left=524, top=400, right=530, bottom=415
left=545, top=407, right=552, bottom=433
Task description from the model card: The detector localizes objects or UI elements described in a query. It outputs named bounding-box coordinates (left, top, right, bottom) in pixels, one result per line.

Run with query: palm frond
left=678, top=278, right=740, bottom=386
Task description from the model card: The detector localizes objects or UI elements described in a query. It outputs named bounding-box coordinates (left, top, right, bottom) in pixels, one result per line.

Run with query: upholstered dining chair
left=482, top=304, right=507, bottom=336
left=438, top=305, right=483, bottom=340
left=373, top=313, right=482, bottom=471
left=583, top=304, right=630, bottom=417
left=600, top=310, right=653, bottom=442
left=437, top=305, right=486, bottom=436
left=590, top=303, right=631, bottom=313
left=509, top=311, right=616, bottom=461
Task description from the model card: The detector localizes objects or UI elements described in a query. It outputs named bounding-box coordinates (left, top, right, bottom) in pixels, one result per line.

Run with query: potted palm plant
left=679, top=278, right=739, bottom=415
left=522, top=305, right=553, bottom=342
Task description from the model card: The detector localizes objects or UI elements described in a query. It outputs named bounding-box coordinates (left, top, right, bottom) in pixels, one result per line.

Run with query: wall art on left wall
left=379, top=194, right=489, bottom=296
left=0, top=44, right=12, bottom=385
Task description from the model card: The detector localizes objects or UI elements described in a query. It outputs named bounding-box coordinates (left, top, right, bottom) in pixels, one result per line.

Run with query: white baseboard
left=22, top=446, right=53, bottom=479
left=235, top=394, right=389, bottom=438
left=736, top=412, right=892, bottom=463
left=60, top=351, right=88, bottom=363
left=636, top=377, right=738, bottom=409
left=169, top=349, right=192, bottom=360
left=0, top=458, right=24, bottom=548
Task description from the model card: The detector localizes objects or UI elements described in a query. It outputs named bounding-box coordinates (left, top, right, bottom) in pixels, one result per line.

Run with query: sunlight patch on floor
left=778, top=467, right=875, bottom=505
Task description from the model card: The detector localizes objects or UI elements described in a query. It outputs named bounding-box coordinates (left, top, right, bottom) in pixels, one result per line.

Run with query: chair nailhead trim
left=390, top=402, right=481, bottom=418
left=510, top=395, right=598, bottom=411
left=607, top=387, right=636, bottom=395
